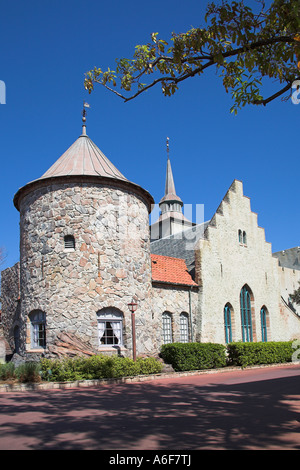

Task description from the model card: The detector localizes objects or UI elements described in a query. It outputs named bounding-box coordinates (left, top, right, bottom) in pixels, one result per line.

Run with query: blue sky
left=0, top=0, right=299, bottom=272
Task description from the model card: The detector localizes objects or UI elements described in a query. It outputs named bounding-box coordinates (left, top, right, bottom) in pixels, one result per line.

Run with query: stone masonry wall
left=151, top=283, right=199, bottom=346
left=1, top=262, right=20, bottom=353
left=18, top=179, right=155, bottom=357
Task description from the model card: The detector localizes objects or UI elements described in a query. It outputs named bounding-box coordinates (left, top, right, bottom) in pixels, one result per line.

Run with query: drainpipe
left=189, top=287, right=194, bottom=342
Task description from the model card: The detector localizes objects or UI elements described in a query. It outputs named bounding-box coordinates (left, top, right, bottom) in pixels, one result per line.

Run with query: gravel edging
left=0, top=361, right=299, bottom=392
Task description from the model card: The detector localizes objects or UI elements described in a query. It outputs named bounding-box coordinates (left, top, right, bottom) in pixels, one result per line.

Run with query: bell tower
left=150, top=138, right=194, bottom=240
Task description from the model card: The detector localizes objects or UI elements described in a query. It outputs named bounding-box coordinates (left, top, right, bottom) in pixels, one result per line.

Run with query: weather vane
left=82, top=101, right=90, bottom=122
left=81, top=101, right=90, bottom=135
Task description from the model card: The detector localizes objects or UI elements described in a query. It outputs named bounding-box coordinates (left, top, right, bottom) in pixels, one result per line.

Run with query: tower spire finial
left=81, top=101, right=90, bottom=136
left=166, top=136, right=170, bottom=160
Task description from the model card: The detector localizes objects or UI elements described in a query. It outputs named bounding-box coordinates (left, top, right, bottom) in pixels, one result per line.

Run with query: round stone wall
left=18, top=179, right=154, bottom=357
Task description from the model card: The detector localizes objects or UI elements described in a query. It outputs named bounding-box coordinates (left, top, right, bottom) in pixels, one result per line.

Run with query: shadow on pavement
left=0, top=371, right=299, bottom=450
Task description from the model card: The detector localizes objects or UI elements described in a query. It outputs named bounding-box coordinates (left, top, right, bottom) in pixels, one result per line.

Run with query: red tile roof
left=151, top=254, right=198, bottom=286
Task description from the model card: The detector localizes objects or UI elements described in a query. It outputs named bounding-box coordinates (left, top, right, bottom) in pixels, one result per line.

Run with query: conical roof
left=40, top=128, right=128, bottom=181
left=13, top=124, right=154, bottom=211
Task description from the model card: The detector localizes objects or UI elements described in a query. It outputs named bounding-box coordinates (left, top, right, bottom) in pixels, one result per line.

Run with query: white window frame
left=97, top=309, right=123, bottom=347
left=29, top=310, right=46, bottom=349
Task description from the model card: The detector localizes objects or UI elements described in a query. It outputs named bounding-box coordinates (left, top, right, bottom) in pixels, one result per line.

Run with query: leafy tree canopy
left=84, top=0, right=300, bottom=113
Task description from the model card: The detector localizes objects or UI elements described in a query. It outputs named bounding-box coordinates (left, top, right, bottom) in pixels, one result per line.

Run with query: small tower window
left=64, top=235, right=75, bottom=250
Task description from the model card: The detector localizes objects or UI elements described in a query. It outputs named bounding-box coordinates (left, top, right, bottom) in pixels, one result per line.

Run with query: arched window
left=180, top=313, right=189, bottom=343
left=64, top=234, right=75, bottom=250
left=260, top=306, right=268, bottom=342
left=240, top=285, right=253, bottom=342
left=29, top=310, right=46, bottom=349
left=238, top=229, right=243, bottom=243
left=97, top=308, right=123, bottom=346
left=243, top=231, right=247, bottom=245
left=162, top=312, right=173, bottom=344
left=224, top=304, right=233, bottom=343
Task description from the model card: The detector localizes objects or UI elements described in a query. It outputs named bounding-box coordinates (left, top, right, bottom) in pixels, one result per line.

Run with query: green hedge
left=160, top=342, right=227, bottom=372
left=40, top=355, right=162, bottom=382
left=227, top=341, right=294, bottom=367
left=1, top=341, right=296, bottom=384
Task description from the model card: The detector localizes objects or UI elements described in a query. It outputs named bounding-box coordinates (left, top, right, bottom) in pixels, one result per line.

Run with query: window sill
left=26, top=348, right=45, bottom=353
left=98, top=345, right=127, bottom=351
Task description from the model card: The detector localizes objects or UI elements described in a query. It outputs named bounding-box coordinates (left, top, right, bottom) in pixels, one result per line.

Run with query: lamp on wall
left=128, top=298, right=138, bottom=361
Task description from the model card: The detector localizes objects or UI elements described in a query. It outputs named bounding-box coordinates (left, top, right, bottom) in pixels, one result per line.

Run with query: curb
left=1, top=361, right=299, bottom=392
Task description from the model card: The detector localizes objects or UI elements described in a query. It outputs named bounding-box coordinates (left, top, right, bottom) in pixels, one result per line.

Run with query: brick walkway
left=0, top=363, right=299, bottom=450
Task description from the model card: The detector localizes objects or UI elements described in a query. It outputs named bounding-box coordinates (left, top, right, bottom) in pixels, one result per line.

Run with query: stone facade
left=151, top=283, right=199, bottom=345
left=16, top=177, right=155, bottom=358
left=1, top=262, right=20, bottom=355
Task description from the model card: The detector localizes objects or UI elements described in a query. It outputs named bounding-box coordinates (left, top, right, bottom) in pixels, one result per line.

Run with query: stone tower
left=13, top=117, right=155, bottom=358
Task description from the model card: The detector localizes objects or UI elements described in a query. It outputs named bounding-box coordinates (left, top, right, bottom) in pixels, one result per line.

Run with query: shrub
left=0, top=362, right=16, bottom=381
left=136, top=357, right=162, bottom=375
left=40, top=357, right=88, bottom=382
left=102, top=356, right=140, bottom=378
left=40, top=355, right=163, bottom=382
left=227, top=341, right=294, bottom=367
left=15, top=362, right=42, bottom=383
left=160, top=342, right=227, bottom=372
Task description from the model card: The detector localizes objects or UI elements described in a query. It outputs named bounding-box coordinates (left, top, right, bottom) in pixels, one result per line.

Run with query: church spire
left=164, top=137, right=177, bottom=197
left=159, top=137, right=183, bottom=214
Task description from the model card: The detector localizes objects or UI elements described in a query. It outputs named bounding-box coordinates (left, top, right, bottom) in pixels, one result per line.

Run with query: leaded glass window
left=224, top=304, right=232, bottom=343
left=240, top=286, right=253, bottom=342
left=162, top=312, right=172, bottom=344
left=180, top=313, right=189, bottom=343
left=261, top=306, right=268, bottom=342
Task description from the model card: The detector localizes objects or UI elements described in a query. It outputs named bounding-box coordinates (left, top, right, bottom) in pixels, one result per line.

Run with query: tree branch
left=252, top=79, right=296, bottom=105
left=89, top=33, right=298, bottom=105
left=133, top=34, right=296, bottom=84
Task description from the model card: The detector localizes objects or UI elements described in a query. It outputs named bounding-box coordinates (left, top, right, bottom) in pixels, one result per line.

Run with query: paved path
left=0, top=364, right=300, bottom=450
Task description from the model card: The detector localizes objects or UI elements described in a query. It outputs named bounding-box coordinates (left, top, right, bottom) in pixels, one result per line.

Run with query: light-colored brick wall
left=195, top=180, right=300, bottom=344
left=278, top=265, right=300, bottom=316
